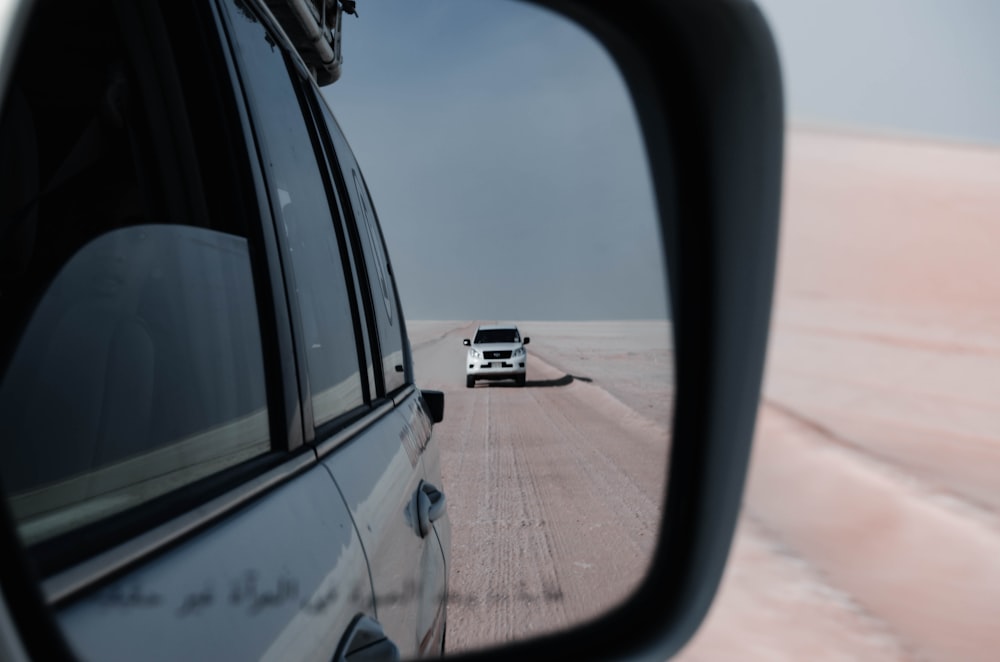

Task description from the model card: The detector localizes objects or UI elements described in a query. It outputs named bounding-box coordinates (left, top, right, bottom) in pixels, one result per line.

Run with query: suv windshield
left=474, top=328, right=519, bottom=344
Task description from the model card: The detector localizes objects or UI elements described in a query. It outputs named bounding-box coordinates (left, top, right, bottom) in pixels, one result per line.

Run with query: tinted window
left=0, top=226, right=270, bottom=543
left=225, top=2, right=364, bottom=425
left=0, top=0, right=278, bottom=545
left=317, top=104, right=406, bottom=394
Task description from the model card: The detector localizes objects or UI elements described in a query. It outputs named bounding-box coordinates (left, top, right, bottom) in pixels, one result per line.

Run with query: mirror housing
left=0, top=0, right=783, bottom=660
left=523, top=337, right=530, bottom=345
left=463, top=339, right=471, bottom=346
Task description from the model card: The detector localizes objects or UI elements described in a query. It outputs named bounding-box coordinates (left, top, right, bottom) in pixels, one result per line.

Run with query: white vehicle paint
left=464, top=324, right=530, bottom=388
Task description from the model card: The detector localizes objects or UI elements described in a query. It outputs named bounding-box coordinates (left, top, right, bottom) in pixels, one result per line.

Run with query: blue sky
left=323, top=1, right=1000, bottom=321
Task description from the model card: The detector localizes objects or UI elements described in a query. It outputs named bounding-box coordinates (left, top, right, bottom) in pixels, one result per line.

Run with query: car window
left=0, top=226, right=270, bottom=545
left=223, top=0, right=365, bottom=425
left=0, top=0, right=279, bottom=546
left=316, top=103, right=407, bottom=395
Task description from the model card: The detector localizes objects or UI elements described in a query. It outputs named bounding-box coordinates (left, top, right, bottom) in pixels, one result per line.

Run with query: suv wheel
left=516, top=375, right=526, bottom=387
left=466, top=376, right=475, bottom=388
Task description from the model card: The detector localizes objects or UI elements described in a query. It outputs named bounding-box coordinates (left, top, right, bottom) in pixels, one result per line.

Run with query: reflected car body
left=464, top=324, right=530, bottom=388
left=0, top=0, right=448, bottom=658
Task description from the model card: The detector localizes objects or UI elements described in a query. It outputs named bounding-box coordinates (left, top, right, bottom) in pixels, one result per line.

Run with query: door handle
left=335, top=614, right=400, bottom=662
left=416, top=482, right=446, bottom=538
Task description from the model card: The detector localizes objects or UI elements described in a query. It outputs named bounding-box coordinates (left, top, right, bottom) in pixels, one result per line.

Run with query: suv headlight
left=470, top=348, right=482, bottom=359
left=513, top=347, right=525, bottom=357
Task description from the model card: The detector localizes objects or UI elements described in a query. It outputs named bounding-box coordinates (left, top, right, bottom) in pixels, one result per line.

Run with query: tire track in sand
left=430, top=345, right=668, bottom=652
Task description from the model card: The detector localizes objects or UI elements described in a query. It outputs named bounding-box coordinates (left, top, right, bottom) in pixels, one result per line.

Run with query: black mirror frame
left=0, top=0, right=83, bottom=656
left=0, top=0, right=783, bottom=660
left=459, top=0, right=784, bottom=659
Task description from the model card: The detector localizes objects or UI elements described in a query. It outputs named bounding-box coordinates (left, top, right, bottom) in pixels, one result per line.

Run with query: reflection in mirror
left=0, top=0, right=672, bottom=658
left=327, top=1, right=672, bottom=652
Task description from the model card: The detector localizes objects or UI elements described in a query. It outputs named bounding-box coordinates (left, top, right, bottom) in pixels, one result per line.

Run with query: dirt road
left=410, top=321, right=669, bottom=651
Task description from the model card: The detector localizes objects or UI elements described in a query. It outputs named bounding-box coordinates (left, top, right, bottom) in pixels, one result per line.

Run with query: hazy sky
left=323, top=3, right=666, bottom=321
left=755, top=0, right=1000, bottom=145
left=323, top=1, right=1000, bottom=321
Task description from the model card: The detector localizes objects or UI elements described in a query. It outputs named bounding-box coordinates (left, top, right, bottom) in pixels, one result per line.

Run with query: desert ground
left=408, top=319, right=672, bottom=649
left=410, top=128, right=1000, bottom=660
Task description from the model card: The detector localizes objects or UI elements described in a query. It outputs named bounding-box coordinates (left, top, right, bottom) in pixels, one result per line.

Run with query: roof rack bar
left=286, top=0, right=337, bottom=73
left=263, top=0, right=351, bottom=85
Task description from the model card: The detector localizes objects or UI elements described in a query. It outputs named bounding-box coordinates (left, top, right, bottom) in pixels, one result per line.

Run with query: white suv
left=464, top=324, right=530, bottom=387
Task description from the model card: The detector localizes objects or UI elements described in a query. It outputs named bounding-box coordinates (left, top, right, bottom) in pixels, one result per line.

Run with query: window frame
left=217, top=0, right=374, bottom=444
left=178, top=0, right=303, bottom=456
left=293, top=82, right=392, bottom=443
left=305, top=87, right=413, bottom=401
left=299, top=86, right=389, bottom=404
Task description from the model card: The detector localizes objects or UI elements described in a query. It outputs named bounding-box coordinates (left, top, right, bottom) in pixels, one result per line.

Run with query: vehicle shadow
left=485, top=374, right=593, bottom=388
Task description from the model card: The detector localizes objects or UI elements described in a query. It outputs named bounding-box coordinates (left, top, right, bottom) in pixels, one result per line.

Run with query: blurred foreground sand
left=679, top=129, right=1000, bottom=661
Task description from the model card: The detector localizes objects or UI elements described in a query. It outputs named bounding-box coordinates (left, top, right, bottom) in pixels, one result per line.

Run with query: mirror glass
left=0, top=0, right=671, bottom=657
left=326, top=1, right=672, bottom=653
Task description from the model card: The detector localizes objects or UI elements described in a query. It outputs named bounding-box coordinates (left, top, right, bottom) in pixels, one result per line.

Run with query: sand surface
left=409, top=320, right=671, bottom=651
left=408, top=128, right=1000, bottom=660
left=685, top=129, right=1000, bottom=661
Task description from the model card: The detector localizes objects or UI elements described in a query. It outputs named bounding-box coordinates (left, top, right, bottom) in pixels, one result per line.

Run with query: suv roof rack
left=263, top=0, right=357, bottom=86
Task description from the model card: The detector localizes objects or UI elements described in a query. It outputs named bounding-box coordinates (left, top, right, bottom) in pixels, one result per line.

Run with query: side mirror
left=0, top=0, right=783, bottom=660
left=523, top=337, right=530, bottom=345
left=421, top=390, right=444, bottom=424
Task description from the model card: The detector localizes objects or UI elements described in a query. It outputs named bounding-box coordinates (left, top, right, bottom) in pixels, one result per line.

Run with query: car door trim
left=210, top=0, right=305, bottom=452
left=313, top=399, right=396, bottom=460
left=391, top=384, right=416, bottom=408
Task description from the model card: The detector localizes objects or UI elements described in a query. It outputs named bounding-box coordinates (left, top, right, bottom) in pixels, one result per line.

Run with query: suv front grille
left=485, top=350, right=512, bottom=360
